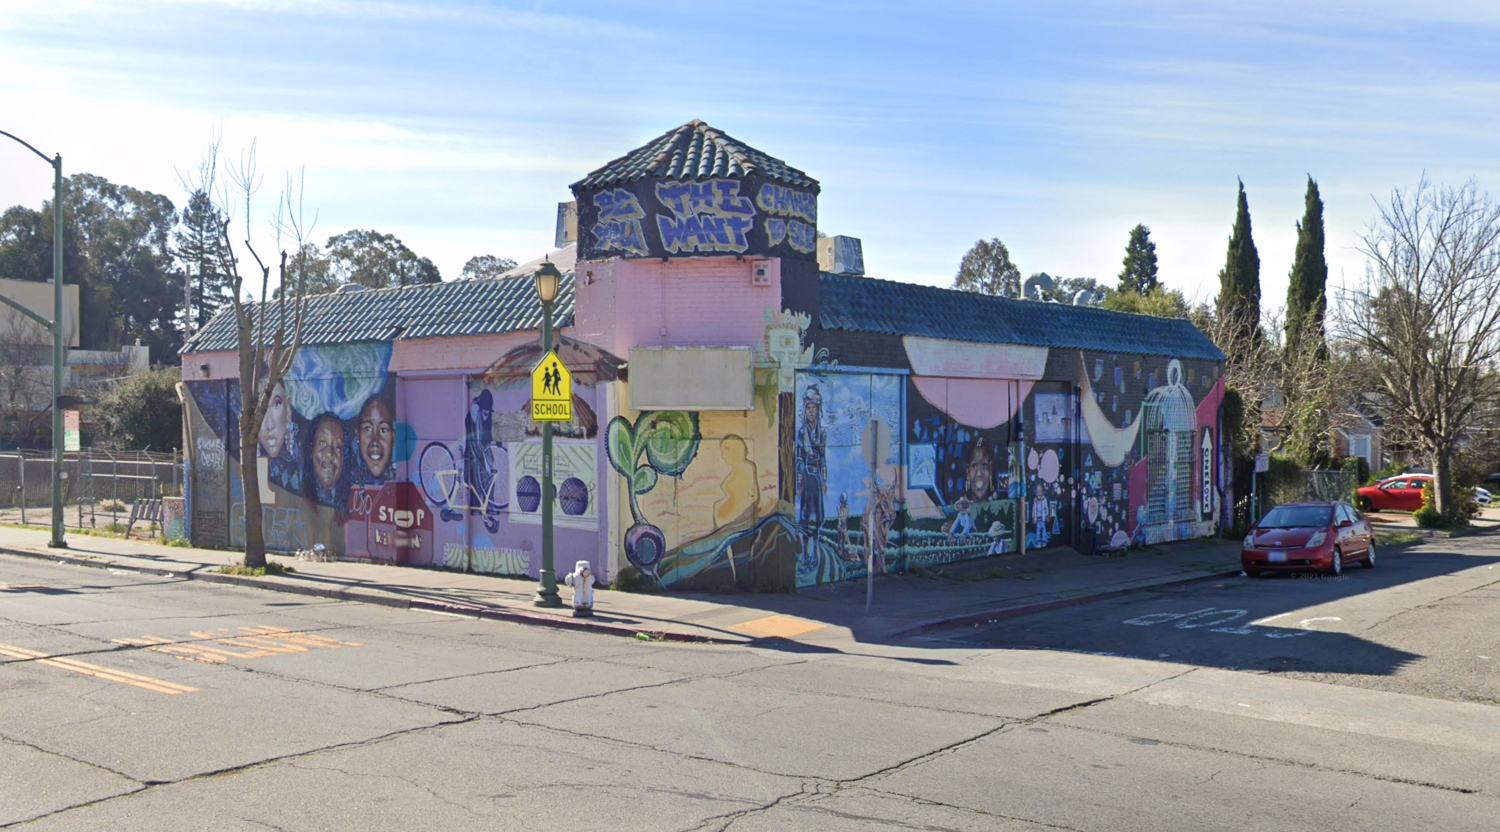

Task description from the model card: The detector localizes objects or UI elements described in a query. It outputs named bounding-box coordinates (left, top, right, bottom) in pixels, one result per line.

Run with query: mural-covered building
left=180, top=120, right=1226, bottom=593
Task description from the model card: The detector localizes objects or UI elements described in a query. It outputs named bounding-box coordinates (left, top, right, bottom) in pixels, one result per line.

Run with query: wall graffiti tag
left=654, top=179, right=757, bottom=254
left=591, top=188, right=650, bottom=257
left=757, top=182, right=816, bottom=254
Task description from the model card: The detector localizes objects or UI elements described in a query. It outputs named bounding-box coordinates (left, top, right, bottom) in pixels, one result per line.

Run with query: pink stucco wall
left=181, top=351, right=239, bottom=381
left=573, top=256, right=780, bottom=356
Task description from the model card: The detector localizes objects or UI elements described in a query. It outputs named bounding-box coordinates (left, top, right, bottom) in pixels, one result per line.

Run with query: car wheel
left=1363, top=542, right=1376, bottom=569
left=1355, top=496, right=1373, bottom=512
left=1330, top=547, right=1343, bottom=577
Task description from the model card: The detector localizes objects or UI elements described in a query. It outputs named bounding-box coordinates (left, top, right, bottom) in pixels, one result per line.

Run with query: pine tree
left=173, top=189, right=233, bottom=332
left=1285, top=176, right=1327, bottom=356
left=1215, top=180, right=1261, bottom=346
left=1117, top=224, right=1159, bottom=294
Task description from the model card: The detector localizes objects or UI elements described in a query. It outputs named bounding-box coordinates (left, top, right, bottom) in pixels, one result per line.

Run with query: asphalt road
left=954, top=534, right=1500, bottom=706
left=3, top=539, right=1499, bottom=831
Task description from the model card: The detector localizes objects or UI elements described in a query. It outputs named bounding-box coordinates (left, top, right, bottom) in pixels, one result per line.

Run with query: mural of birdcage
left=1138, top=360, right=1197, bottom=524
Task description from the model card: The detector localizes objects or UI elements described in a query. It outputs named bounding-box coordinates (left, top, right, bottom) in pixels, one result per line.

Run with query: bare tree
left=1337, top=176, right=1500, bottom=516
left=0, top=315, right=64, bottom=447
left=188, top=139, right=315, bottom=568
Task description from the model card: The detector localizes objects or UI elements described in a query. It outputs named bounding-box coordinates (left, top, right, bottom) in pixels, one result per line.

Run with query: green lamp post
left=533, top=259, right=563, bottom=607
left=0, top=129, right=67, bottom=549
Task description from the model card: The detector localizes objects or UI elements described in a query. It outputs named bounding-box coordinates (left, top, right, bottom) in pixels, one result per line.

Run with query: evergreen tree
left=460, top=254, right=519, bottom=280
left=326, top=229, right=442, bottom=288
left=1285, top=176, right=1327, bottom=356
left=1215, top=180, right=1261, bottom=346
left=1116, top=224, right=1159, bottom=293
left=0, top=174, right=183, bottom=356
left=953, top=238, right=1022, bottom=297
left=173, top=189, right=233, bottom=333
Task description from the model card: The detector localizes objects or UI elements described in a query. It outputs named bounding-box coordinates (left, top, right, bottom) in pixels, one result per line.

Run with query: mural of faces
left=259, top=380, right=291, bottom=459
left=357, top=397, right=394, bottom=479
left=965, top=441, right=994, bottom=502
left=311, top=415, right=345, bottom=491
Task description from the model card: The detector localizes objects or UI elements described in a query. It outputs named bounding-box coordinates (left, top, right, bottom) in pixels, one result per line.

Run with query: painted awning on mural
left=477, top=335, right=626, bottom=387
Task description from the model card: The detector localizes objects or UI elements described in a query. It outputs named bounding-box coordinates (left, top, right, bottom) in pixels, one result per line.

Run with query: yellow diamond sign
left=531, top=350, right=573, bottom=422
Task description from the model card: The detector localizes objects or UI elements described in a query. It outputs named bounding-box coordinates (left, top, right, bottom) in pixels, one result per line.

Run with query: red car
left=1355, top=475, right=1431, bottom=512
left=1241, top=501, right=1375, bottom=577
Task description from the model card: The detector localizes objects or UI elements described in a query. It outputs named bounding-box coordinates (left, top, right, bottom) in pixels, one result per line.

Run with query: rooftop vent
left=817, top=235, right=864, bottom=275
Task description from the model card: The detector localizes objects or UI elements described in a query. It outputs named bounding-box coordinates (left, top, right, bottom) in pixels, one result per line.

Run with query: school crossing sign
left=530, top=350, right=573, bottom=422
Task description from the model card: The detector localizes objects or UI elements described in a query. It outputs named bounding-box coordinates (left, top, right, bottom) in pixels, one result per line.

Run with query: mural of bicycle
left=417, top=440, right=508, bottom=533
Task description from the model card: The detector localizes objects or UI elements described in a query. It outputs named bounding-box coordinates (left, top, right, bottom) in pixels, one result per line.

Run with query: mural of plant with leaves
left=607, top=411, right=701, bottom=581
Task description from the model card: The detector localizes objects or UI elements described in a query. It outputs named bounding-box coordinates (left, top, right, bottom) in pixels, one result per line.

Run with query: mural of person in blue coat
left=795, top=384, right=827, bottom=563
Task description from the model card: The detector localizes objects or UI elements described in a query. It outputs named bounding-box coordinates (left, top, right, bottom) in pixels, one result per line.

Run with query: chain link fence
left=0, top=449, right=181, bottom=529
left=1264, top=466, right=1360, bottom=511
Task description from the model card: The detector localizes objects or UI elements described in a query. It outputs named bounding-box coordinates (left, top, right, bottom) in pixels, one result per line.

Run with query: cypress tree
left=1117, top=224, right=1159, bottom=294
left=1215, top=180, right=1261, bottom=345
left=173, top=189, right=233, bottom=331
left=1285, top=176, right=1327, bottom=356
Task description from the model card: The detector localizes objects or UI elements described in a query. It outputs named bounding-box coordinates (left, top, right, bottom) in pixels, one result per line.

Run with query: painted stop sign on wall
left=351, top=482, right=434, bottom=564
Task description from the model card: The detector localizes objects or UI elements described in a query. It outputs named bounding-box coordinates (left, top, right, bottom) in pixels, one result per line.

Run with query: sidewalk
left=0, top=524, right=1267, bottom=649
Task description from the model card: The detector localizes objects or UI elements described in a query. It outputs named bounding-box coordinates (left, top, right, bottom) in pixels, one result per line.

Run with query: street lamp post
left=533, top=260, right=563, bottom=607
left=0, top=129, right=67, bottom=549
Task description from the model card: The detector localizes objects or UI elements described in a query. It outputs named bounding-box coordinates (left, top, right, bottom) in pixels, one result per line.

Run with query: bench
left=125, top=498, right=164, bottom=539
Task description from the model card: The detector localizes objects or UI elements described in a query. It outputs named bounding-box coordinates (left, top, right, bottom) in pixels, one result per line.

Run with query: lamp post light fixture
left=0, top=128, right=67, bottom=549
left=533, top=258, right=563, bottom=608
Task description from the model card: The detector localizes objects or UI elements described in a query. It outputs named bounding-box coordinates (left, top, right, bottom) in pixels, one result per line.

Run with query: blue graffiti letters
left=756, top=183, right=817, bottom=223
left=787, top=219, right=815, bottom=254
left=591, top=189, right=649, bottom=256
left=653, top=179, right=757, bottom=255
left=655, top=180, right=756, bottom=220
left=766, top=218, right=787, bottom=247
left=658, top=213, right=754, bottom=254
left=764, top=217, right=815, bottom=254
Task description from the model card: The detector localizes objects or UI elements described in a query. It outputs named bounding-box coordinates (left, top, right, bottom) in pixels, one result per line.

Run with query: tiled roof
left=181, top=273, right=575, bottom=354
left=573, top=120, right=819, bottom=190
left=818, top=273, right=1225, bottom=361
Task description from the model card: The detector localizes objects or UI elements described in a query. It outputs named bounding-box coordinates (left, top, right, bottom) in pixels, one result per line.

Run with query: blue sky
left=2, top=1, right=1498, bottom=314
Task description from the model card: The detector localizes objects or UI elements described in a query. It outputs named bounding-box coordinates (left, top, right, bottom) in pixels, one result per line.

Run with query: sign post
left=1253, top=452, right=1269, bottom=524
left=530, top=343, right=572, bottom=608
left=64, top=410, right=80, bottom=452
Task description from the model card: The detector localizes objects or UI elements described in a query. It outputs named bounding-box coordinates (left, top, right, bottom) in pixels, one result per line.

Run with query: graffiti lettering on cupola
left=654, top=179, right=757, bottom=254
left=590, top=189, right=650, bottom=256
left=757, top=183, right=817, bottom=254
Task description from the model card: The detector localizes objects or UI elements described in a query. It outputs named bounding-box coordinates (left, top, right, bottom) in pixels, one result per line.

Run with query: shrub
left=1341, top=456, right=1370, bottom=494
left=1265, top=454, right=1305, bottom=509
left=93, top=366, right=183, bottom=452
left=1368, top=460, right=1404, bottom=486
left=1415, top=479, right=1478, bottom=529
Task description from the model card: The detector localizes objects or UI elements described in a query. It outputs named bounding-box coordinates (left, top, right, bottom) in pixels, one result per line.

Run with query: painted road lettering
left=1122, top=607, right=1346, bottom=638
left=0, top=641, right=198, bottom=695
left=114, top=625, right=362, bottom=664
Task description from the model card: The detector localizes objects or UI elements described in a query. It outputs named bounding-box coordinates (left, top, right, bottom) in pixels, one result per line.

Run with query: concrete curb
left=0, top=545, right=741, bottom=645
left=895, top=568, right=1245, bottom=638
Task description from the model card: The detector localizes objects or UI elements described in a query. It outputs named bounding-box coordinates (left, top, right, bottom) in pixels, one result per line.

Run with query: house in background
left=179, top=120, right=1227, bottom=592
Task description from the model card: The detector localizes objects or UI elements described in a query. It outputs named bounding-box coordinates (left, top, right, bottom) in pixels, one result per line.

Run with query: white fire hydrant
left=564, top=560, right=595, bottom=617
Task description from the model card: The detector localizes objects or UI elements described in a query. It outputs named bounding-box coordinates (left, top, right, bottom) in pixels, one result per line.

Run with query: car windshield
left=1258, top=506, right=1332, bottom=528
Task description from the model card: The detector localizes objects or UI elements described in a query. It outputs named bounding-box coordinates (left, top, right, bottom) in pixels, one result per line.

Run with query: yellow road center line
left=0, top=641, right=197, bottom=695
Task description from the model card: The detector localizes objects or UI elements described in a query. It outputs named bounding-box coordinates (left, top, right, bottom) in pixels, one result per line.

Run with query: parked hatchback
left=1242, top=501, right=1375, bottom=577
left=1355, top=474, right=1431, bottom=512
